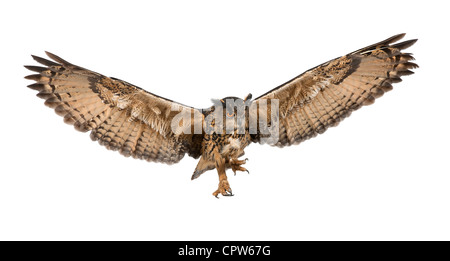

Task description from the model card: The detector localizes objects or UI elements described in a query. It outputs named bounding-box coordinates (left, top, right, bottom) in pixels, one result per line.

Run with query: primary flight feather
left=25, top=33, right=418, bottom=197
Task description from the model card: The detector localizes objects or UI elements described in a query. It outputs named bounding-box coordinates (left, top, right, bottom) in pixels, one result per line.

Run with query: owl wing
left=25, top=52, right=204, bottom=164
left=251, top=33, right=418, bottom=147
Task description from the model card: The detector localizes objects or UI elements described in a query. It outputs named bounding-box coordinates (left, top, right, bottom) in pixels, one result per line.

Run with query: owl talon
left=230, top=158, right=249, bottom=175
left=232, top=165, right=249, bottom=175
left=212, top=179, right=233, bottom=198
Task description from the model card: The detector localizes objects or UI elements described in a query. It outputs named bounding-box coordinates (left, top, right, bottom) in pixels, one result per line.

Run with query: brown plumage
left=25, top=33, right=418, bottom=197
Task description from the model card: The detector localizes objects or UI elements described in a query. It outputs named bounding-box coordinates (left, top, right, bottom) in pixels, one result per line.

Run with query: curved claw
left=213, top=189, right=233, bottom=197
left=212, top=179, right=233, bottom=198
left=223, top=188, right=233, bottom=196
left=230, top=159, right=249, bottom=175
left=234, top=166, right=249, bottom=174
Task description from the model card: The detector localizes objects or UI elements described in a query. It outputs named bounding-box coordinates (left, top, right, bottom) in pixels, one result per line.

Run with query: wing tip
left=24, top=74, right=40, bottom=81
left=392, top=38, right=418, bottom=50
left=45, top=51, right=70, bottom=65
left=24, top=65, right=47, bottom=72
left=30, top=54, right=60, bottom=66
left=389, top=33, right=406, bottom=42
left=352, top=33, right=417, bottom=55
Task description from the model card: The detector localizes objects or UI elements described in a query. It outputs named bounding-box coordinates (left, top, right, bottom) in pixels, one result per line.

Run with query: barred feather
left=253, top=33, right=418, bottom=147
left=25, top=52, right=204, bottom=164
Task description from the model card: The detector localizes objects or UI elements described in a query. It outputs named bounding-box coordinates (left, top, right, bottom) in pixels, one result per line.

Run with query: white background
left=1, top=0, right=449, bottom=240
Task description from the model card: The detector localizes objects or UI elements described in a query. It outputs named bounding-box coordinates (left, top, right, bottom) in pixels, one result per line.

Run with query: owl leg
left=229, top=158, right=249, bottom=175
left=212, top=155, right=233, bottom=198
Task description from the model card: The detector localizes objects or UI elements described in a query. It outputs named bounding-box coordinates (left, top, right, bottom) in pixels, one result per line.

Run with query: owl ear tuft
left=244, top=93, right=252, bottom=101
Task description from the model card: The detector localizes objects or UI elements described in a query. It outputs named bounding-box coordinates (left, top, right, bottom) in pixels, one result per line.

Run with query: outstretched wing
left=252, top=33, right=418, bottom=147
left=25, top=52, right=204, bottom=163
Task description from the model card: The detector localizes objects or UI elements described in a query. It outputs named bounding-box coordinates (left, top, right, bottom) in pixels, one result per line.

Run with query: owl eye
left=226, top=112, right=235, bottom=117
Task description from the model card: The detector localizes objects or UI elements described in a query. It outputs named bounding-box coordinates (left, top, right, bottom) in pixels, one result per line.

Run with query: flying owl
left=25, top=34, right=418, bottom=197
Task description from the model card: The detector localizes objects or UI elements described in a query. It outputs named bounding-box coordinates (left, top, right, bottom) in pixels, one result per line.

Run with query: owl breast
left=221, top=136, right=240, bottom=153
left=220, top=133, right=250, bottom=158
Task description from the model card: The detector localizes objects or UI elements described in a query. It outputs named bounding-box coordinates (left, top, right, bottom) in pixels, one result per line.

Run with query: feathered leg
left=212, top=152, right=233, bottom=197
